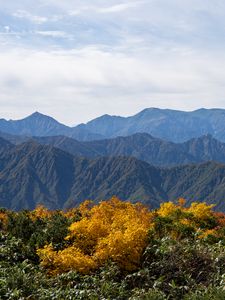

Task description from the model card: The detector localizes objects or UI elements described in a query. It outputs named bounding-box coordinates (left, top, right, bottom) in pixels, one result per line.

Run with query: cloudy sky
left=1, top=0, right=225, bottom=125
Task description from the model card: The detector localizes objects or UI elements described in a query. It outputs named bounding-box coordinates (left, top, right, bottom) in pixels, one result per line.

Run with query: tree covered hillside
left=2, top=138, right=225, bottom=211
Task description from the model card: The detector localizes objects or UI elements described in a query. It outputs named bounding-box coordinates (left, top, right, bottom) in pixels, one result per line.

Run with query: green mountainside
left=0, top=139, right=225, bottom=211
left=2, top=131, right=225, bottom=167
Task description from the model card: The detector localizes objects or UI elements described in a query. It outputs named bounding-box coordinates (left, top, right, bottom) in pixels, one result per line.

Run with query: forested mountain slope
left=0, top=139, right=225, bottom=211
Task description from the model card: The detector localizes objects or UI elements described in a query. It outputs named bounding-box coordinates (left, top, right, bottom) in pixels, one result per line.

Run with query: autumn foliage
left=1, top=198, right=225, bottom=299
left=37, top=197, right=152, bottom=274
left=36, top=198, right=225, bottom=276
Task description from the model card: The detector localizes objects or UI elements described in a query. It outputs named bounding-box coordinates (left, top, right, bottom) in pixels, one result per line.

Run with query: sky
left=1, top=0, right=225, bottom=125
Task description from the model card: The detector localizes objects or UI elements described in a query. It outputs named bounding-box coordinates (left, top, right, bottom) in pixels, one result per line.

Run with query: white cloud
left=4, top=26, right=10, bottom=33
left=0, top=45, right=225, bottom=124
left=36, top=30, right=72, bottom=39
left=0, top=0, right=225, bottom=123
left=97, top=2, right=145, bottom=14
left=68, top=1, right=144, bottom=16
left=13, top=10, right=48, bottom=24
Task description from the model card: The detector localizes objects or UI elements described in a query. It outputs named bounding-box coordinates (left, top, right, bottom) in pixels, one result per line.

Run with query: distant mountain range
left=83, top=108, right=225, bottom=142
left=2, top=131, right=225, bottom=167
left=0, top=138, right=225, bottom=211
left=2, top=108, right=225, bottom=142
left=1, top=108, right=225, bottom=211
left=0, top=112, right=103, bottom=141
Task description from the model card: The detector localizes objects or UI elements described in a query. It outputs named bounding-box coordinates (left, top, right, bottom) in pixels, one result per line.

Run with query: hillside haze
left=2, top=132, right=225, bottom=167
left=0, top=112, right=103, bottom=141
left=84, top=108, right=225, bottom=142
left=2, top=108, right=225, bottom=142
left=2, top=108, right=225, bottom=212
left=1, top=139, right=225, bottom=211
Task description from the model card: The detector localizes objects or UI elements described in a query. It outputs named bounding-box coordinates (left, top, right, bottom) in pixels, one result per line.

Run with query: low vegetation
left=1, top=197, right=225, bottom=299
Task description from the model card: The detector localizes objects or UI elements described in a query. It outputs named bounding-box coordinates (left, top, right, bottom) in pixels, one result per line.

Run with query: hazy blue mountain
left=83, top=108, right=225, bottom=142
left=0, top=137, right=14, bottom=168
left=0, top=131, right=29, bottom=144
left=181, top=134, right=225, bottom=162
left=32, top=135, right=100, bottom=157
left=0, top=112, right=67, bottom=136
left=22, top=133, right=225, bottom=167
left=1, top=141, right=225, bottom=211
left=0, top=136, right=14, bottom=150
left=0, top=112, right=104, bottom=141
left=3, top=108, right=225, bottom=142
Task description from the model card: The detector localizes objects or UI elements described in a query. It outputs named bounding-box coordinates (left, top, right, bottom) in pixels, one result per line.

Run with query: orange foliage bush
left=37, top=198, right=225, bottom=275
left=37, top=197, right=152, bottom=274
left=0, top=211, right=8, bottom=230
left=30, top=205, right=55, bottom=220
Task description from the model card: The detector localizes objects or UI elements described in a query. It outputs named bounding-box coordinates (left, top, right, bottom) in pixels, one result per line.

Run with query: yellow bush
left=37, top=244, right=96, bottom=275
left=198, top=229, right=218, bottom=239
left=154, top=201, right=218, bottom=240
left=37, top=198, right=224, bottom=275
left=157, top=202, right=178, bottom=217
left=0, top=211, right=8, bottom=230
left=30, top=205, right=54, bottom=220
left=38, top=197, right=152, bottom=274
left=188, top=202, right=215, bottom=220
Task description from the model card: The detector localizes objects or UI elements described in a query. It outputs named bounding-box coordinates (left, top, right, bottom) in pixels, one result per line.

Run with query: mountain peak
left=31, top=111, right=42, bottom=116
left=28, top=111, right=52, bottom=120
left=22, top=112, right=66, bottom=127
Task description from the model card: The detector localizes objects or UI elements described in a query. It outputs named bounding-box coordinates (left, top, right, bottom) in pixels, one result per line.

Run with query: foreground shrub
left=1, top=198, right=225, bottom=299
left=37, top=197, right=152, bottom=274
